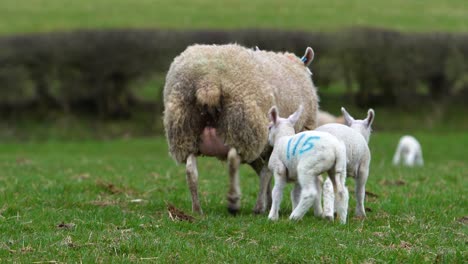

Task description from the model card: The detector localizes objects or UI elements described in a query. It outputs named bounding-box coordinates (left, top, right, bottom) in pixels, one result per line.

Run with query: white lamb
left=267, top=105, right=349, bottom=224
left=392, top=135, right=424, bottom=167
left=316, top=107, right=374, bottom=218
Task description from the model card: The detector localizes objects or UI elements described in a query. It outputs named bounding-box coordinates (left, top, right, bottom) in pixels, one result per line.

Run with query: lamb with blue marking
left=267, top=105, right=349, bottom=224
left=317, top=107, right=375, bottom=218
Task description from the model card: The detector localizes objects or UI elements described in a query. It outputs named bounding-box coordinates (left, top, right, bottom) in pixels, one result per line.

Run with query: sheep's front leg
left=227, top=148, right=241, bottom=214
left=290, top=183, right=301, bottom=210
left=186, top=154, right=202, bottom=214
left=355, top=159, right=370, bottom=218
left=250, top=159, right=272, bottom=214
left=268, top=168, right=287, bottom=220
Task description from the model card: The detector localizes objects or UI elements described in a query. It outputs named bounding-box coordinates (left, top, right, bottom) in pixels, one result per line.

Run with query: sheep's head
left=341, top=107, right=375, bottom=143
left=268, top=105, right=303, bottom=146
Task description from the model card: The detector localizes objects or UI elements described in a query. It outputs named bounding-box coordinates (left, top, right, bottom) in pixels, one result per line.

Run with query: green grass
left=0, top=134, right=466, bottom=262
left=1, top=0, right=467, bottom=35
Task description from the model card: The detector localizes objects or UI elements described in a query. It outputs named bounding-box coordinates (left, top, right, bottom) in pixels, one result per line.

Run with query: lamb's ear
left=366, top=109, right=375, bottom=127
left=269, top=106, right=279, bottom=124
left=301, top=47, right=314, bottom=67
left=341, top=107, right=354, bottom=126
left=288, top=105, right=303, bottom=125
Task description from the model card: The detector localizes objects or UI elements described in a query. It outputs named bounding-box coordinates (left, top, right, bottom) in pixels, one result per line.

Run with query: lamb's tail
left=195, top=76, right=221, bottom=107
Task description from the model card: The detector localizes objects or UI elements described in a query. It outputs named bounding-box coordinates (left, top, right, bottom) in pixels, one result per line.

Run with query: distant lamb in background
left=317, top=107, right=374, bottom=218
left=393, top=135, right=424, bottom=167
left=164, top=44, right=319, bottom=215
left=267, top=105, right=349, bottom=224
left=316, top=110, right=345, bottom=126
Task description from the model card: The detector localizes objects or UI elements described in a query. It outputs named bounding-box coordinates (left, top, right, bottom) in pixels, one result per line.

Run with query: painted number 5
left=299, top=136, right=320, bottom=155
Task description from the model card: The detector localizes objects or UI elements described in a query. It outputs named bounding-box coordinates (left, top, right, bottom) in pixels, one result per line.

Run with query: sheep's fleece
left=164, top=44, right=318, bottom=163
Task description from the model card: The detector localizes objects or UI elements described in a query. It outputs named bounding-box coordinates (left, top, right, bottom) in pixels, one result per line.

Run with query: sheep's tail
left=334, top=140, right=347, bottom=184
left=195, top=76, right=221, bottom=107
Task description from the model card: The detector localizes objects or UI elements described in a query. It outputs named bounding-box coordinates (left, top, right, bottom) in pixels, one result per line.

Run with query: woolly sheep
left=393, top=135, right=424, bottom=166
left=267, top=105, right=349, bottom=223
left=316, top=107, right=374, bottom=218
left=163, top=44, right=319, bottom=214
left=317, top=110, right=345, bottom=126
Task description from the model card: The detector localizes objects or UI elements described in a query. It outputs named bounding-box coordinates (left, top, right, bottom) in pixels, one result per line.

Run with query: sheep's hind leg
left=355, top=160, right=370, bottom=218
left=330, top=172, right=349, bottom=224
left=290, top=183, right=301, bottom=210
left=290, top=169, right=319, bottom=221
left=227, top=148, right=241, bottom=214
left=313, top=175, right=324, bottom=217
left=186, top=154, right=202, bottom=214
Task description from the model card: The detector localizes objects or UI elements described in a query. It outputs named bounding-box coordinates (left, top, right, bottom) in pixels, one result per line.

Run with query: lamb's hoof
left=289, top=215, right=303, bottom=221
left=324, top=215, right=334, bottom=222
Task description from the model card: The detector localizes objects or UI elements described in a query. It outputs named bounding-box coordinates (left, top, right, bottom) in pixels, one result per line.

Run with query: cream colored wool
left=164, top=44, right=319, bottom=164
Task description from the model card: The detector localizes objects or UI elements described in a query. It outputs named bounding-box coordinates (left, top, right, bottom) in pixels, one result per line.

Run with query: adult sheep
left=163, top=43, right=319, bottom=215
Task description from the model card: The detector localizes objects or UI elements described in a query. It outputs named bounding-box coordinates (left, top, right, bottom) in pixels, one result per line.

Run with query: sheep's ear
left=341, top=107, right=354, bottom=126
left=366, top=109, right=375, bottom=127
left=269, top=106, right=279, bottom=124
left=255, top=46, right=260, bottom=51
left=301, top=47, right=314, bottom=67
left=288, top=105, right=303, bottom=125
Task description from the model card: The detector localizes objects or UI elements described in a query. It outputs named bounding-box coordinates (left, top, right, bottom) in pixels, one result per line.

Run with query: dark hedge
left=0, top=28, right=467, bottom=117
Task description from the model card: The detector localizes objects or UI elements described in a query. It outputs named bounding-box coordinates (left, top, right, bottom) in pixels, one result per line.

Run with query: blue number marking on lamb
left=299, top=136, right=321, bottom=155
left=291, top=134, right=306, bottom=157
left=286, top=138, right=293, bottom=160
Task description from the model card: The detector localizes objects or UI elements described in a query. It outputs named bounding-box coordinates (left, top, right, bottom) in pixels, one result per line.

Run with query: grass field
left=0, top=134, right=466, bottom=262
left=1, top=0, right=468, bottom=35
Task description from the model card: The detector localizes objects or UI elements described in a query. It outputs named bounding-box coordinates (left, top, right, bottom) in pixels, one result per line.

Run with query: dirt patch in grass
left=166, top=202, right=195, bottom=222
left=456, top=216, right=468, bottom=225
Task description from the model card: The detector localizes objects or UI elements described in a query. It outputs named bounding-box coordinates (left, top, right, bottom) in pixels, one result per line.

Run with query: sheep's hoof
left=227, top=195, right=240, bottom=215
left=324, top=215, right=334, bottom=222
left=227, top=206, right=240, bottom=215
left=253, top=204, right=266, bottom=215
left=353, top=215, right=366, bottom=220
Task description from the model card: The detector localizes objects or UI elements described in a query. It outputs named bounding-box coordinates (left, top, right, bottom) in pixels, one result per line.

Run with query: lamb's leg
left=392, top=145, right=401, bottom=165
left=405, top=151, right=416, bottom=166
left=330, top=152, right=349, bottom=224
left=290, top=171, right=319, bottom=221
left=416, top=151, right=424, bottom=166
left=268, top=170, right=287, bottom=220
left=250, top=158, right=272, bottom=214
left=227, top=148, right=241, bottom=214
left=290, top=183, right=301, bottom=210
left=355, top=159, right=370, bottom=218
left=330, top=174, right=348, bottom=224
left=322, top=177, right=335, bottom=221
left=313, top=175, right=324, bottom=217
left=186, top=154, right=202, bottom=214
